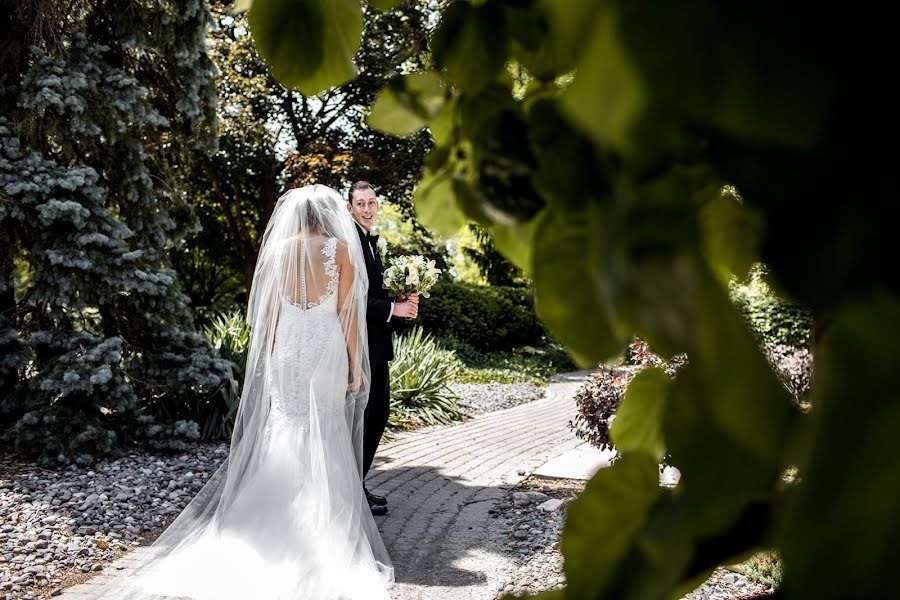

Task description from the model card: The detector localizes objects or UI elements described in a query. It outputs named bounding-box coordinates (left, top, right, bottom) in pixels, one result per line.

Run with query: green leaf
left=533, top=206, right=627, bottom=366
left=700, top=186, right=762, bottom=284
left=562, top=453, right=662, bottom=598
left=248, top=0, right=363, bottom=96
left=781, top=295, right=900, bottom=598
left=488, top=216, right=538, bottom=274
left=431, top=0, right=507, bottom=93
left=428, top=96, right=457, bottom=147
left=413, top=166, right=467, bottom=239
left=537, top=0, right=600, bottom=67
left=528, top=98, right=610, bottom=212
left=505, top=2, right=579, bottom=80
left=612, top=0, right=837, bottom=149
left=662, top=268, right=793, bottom=533
left=368, top=72, right=447, bottom=137
left=560, top=4, right=648, bottom=154
left=611, top=366, right=669, bottom=460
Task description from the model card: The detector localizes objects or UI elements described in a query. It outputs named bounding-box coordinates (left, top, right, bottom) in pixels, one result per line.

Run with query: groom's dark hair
left=348, top=180, right=375, bottom=203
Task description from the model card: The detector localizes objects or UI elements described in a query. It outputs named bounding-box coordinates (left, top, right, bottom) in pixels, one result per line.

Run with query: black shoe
left=365, top=487, right=387, bottom=507
left=369, top=502, right=388, bottom=516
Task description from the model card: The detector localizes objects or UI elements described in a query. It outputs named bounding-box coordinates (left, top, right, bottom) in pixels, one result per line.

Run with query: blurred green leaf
left=613, top=0, right=837, bottom=149
left=369, top=72, right=447, bottom=137
left=505, top=2, right=578, bottom=80
left=413, top=166, right=468, bottom=239
left=700, top=186, right=762, bottom=284
left=248, top=0, right=363, bottom=96
left=432, top=0, right=507, bottom=93
left=528, top=98, right=611, bottom=212
left=562, top=453, right=662, bottom=598
left=489, top=216, right=538, bottom=274
left=611, top=366, right=669, bottom=460
left=533, top=206, right=627, bottom=366
left=781, top=295, right=900, bottom=598
left=560, top=4, right=648, bottom=154
left=663, top=269, right=793, bottom=533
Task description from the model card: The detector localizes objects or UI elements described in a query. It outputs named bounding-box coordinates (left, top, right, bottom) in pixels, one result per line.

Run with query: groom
left=348, top=181, right=418, bottom=516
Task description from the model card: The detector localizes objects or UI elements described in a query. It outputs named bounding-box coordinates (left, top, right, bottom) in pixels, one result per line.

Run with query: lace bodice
left=268, top=236, right=344, bottom=429
left=286, top=236, right=340, bottom=310
left=305, top=237, right=339, bottom=309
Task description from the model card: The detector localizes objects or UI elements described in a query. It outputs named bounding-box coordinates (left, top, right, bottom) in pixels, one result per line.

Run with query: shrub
left=442, top=338, right=575, bottom=384
left=389, top=327, right=462, bottom=428
left=730, top=265, right=812, bottom=348
left=409, top=281, right=545, bottom=350
left=569, top=368, right=629, bottom=452
left=742, top=552, right=784, bottom=589
left=571, top=339, right=685, bottom=454
left=200, top=310, right=250, bottom=440
left=765, top=343, right=812, bottom=405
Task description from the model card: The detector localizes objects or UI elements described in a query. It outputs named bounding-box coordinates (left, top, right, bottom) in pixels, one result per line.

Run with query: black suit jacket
left=355, top=223, right=394, bottom=365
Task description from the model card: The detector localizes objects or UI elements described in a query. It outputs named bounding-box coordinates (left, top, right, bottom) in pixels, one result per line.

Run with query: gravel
left=0, top=444, right=228, bottom=598
left=451, top=383, right=546, bottom=417
left=491, top=477, right=774, bottom=600
left=492, top=478, right=581, bottom=598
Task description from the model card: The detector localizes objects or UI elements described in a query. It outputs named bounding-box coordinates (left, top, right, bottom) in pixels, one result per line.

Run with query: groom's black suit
left=355, top=222, right=394, bottom=477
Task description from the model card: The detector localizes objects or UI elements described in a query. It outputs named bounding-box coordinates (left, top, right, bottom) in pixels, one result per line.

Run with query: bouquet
left=382, top=255, right=442, bottom=298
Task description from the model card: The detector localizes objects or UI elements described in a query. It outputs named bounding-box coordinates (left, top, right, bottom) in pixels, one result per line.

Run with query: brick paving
left=60, top=372, right=590, bottom=599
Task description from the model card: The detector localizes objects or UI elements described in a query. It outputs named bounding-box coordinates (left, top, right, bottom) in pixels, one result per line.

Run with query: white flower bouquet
left=382, top=255, right=442, bottom=298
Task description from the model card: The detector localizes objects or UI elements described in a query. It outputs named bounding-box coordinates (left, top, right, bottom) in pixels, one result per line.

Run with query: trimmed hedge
left=730, top=267, right=812, bottom=348
left=408, top=281, right=545, bottom=350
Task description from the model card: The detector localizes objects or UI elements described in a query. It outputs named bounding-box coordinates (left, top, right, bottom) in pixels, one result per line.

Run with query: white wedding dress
left=89, top=186, right=393, bottom=599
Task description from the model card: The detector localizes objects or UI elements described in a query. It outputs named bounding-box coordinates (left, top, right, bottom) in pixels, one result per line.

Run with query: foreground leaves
left=250, top=0, right=899, bottom=597
left=248, top=0, right=363, bottom=96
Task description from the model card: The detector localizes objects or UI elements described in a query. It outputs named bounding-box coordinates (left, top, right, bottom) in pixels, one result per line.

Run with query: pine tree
left=0, top=0, right=229, bottom=465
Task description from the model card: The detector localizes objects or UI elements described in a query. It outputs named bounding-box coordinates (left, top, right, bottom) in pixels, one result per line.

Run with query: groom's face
left=348, top=188, right=379, bottom=232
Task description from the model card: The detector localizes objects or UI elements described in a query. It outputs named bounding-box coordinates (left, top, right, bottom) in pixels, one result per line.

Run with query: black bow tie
left=367, top=233, right=379, bottom=245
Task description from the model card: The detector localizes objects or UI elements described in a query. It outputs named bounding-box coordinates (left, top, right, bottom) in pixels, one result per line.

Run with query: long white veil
left=88, top=185, right=393, bottom=599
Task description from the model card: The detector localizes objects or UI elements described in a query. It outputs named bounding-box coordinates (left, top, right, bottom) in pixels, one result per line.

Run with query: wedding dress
left=89, top=186, right=393, bottom=599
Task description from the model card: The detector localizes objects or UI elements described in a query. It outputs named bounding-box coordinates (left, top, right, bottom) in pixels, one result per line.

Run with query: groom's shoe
left=365, top=487, right=388, bottom=507
left=369, top=501, right=388, bottom=516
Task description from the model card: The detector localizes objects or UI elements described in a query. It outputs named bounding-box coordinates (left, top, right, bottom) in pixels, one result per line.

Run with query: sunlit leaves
left=412, top=167, right=467, bottom=239
left=611, top=366, right=669, bottom=460
left=248, top=0, right=363, bottom=96
left=562, top=453, right=662, bottom=598
left=369, top=72, right=448, bottom=137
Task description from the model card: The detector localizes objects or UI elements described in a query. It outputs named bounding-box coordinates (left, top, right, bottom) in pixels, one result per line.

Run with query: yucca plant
left=200, top=310, right=250, bottom=440
left=389, top=327, right=463, bottom=428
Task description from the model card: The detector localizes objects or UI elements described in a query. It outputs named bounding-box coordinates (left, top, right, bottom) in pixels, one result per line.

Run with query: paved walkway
left=61, top=372, right=591, bottom=600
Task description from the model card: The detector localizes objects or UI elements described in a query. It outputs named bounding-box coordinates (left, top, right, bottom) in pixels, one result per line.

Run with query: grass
left=739, top=551, right=783, bottom=589
left=438, top=339, right=577, bottom=385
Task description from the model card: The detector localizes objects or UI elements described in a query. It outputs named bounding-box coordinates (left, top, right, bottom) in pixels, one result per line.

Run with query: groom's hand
left=392, top=301, right=418, bottom=319
left=398, top=292, right=419, bottom=305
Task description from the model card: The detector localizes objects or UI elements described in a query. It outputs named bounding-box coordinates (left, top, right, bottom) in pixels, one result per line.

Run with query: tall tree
left=175, top=0, right=434, bottom=315
left=0, top=0, right=228, bottom=464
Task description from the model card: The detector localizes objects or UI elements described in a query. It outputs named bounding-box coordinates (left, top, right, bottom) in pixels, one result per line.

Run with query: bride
left=89, top=185, right=393, bottom=599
